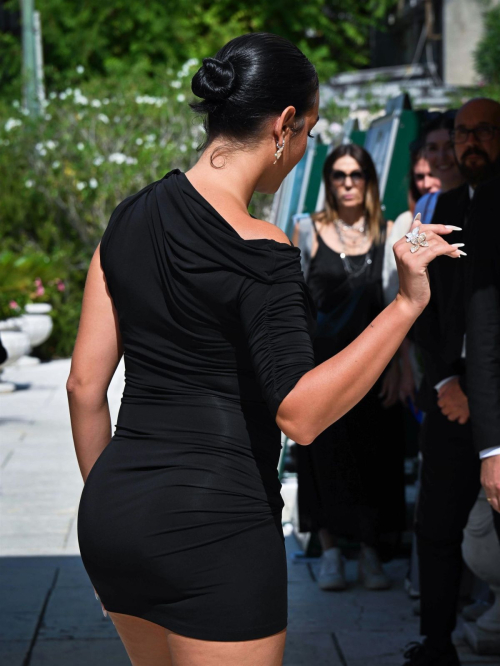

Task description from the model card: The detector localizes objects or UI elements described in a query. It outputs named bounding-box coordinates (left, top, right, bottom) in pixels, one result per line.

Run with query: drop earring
left=273, top=134, right=285, bottom=164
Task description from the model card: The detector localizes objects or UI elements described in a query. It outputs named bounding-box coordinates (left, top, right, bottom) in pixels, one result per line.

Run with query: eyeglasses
left=451, top=123, right=500, bottom=144
left=331, top=169, right=366, bottom=185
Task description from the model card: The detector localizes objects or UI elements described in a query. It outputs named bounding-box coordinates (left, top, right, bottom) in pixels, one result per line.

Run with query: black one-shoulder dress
left=77, top=169, right=316, bottom=641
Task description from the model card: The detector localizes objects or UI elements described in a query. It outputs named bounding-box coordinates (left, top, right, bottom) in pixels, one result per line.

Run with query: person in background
left=466, top=173, right=500, bottom=531
left=405, top=97, right=500, bottom=666
left=293, top=144, right=406, bottom=593
left=383, top=146, right=441, bottom=304
left=414, top=112, right=464, bottom=225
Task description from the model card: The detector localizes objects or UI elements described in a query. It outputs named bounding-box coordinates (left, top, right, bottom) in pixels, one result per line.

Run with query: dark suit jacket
left=466, top=174, right=500, bottom=454
left=414, top=183, right=471, bottom=411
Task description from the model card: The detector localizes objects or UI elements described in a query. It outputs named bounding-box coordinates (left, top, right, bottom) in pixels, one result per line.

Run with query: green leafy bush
left=475, top=4, right=500, bottom=86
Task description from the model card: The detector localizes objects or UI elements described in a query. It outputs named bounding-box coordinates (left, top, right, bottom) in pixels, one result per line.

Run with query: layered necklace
left=333, top=216, right=373, bottom=278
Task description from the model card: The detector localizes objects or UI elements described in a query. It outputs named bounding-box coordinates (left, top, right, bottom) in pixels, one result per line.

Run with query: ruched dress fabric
left=77, top=169, right=316, bottom=641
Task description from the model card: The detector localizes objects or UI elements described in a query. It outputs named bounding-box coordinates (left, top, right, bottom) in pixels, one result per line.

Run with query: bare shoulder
left=240, top=215, right=292, bottom=245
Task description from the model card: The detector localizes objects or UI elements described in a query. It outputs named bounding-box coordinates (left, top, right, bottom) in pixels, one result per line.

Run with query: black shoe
left=403, top=640, right=460, bottom=665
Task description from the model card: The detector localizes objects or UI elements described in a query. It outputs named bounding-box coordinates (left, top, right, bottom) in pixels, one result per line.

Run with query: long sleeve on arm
left=467, top=221, right=500, bottom=455
left=238, top=276, right=316, bottom=418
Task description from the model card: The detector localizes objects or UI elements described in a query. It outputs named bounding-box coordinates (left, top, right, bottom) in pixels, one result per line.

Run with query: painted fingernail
left=94, top=590, right=99, bottom=600
left=102, top=608, right=108, bottom=618
left=445, top=225, right=462, bottom=230
left=457, top=250, right=467, bottom=256
left=452, top=243, right=465, bottom=247
left=414, top=212, right=421, bottom=221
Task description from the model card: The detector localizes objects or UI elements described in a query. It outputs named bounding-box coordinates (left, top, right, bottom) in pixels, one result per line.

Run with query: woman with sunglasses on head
left=293, top=144, right=407, bottom=593
left=71, top=32, right=464, bottom=666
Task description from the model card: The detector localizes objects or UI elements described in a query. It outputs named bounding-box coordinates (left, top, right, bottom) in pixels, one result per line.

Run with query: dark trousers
left=416, top=407, right=500, bottom=642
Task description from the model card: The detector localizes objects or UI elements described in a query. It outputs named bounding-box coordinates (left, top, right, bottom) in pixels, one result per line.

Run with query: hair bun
left=191, top=57, right=236, bottom=101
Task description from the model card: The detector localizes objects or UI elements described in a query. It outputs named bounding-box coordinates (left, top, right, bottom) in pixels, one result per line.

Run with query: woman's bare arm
left=277, top=222, right=463, bottom=444
left=66, top=244, right=123, bottom=481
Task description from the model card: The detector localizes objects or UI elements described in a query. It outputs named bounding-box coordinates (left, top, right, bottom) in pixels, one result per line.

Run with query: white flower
left=25, top=179, right=34, bottom=188
left=49, top=91, right=57, bottom=100
left=135, top=137, right=143, bottom=145
left=45, top=113, right=52, bottom=120
left=91, top=99, right=102, bottom=108
left=59, top=92, right=67, bottom=100
left=76, top=65, right=85, bottom=74
left=38, top=148, right=47, bottom=156
left=74, top=92, right=89, bottom=105
left=65, top=87, right=73, bottom=95
left=12, top=100, right=20, bottom=108
left=89, top=178, right=98, bottom=188
left=125, top=156, right=138, bottom=165
left=191, top=140, right=199, bottom=149
left=145, top=133, right=156, bottom=142
left=113, top=116, right=121, bottom=123
left=76, top=181, right=86, bottom=191
left=108, top=152, right=127, bottom=164
left=93, top=155, right=104, bottom=166
left=177, top=93, right=185, bottom=102
left=97, top=113, right=109, bottom=124
left=21, top=107, right=30, bottom=116
left=77, top=142, right=85, bottom=151
left=5, top=118, right=22, bottom=131
left=52, top=161, right=60, bottom=169
left=103, top=98, right=110, bottom=105
left=45, top=140, right=57, bottom=150
left=329, top=122, right=343, bottom=134
left=171, top=80, right=182, bottom=89
left=179, top=144, right=187, bottom=153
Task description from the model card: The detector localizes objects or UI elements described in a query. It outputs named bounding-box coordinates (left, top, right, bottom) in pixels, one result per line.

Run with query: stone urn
left=0, top=324, right=31, bottom=393
left=15, top=303, right=53, bottom=366
left=462, top=488, right=500, bottom=654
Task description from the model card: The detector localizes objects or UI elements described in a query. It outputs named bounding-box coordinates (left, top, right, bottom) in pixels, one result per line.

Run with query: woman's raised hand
left=393, top=213, right=464, bottom=314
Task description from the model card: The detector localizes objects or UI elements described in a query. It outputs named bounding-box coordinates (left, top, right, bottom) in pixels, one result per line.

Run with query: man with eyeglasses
left=406, top=98, right=500, bottom=666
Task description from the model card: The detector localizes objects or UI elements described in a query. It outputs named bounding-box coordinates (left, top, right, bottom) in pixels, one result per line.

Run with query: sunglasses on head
left=331, top=169, right=366, bottom=185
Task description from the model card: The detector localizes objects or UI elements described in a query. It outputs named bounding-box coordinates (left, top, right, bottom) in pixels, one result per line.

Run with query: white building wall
left=443, top=0, right=499, bottom=86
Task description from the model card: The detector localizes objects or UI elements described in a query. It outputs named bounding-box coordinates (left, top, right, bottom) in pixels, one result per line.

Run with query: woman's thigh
left=108, top=612, right=286, bottom=666
left=108, top=612, right=173, bottom=666
left=166, top=628, right=287, bottom=666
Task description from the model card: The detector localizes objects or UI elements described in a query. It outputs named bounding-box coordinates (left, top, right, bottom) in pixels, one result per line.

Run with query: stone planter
left=0, top=329, right=31, bottom=392
left=462, top=488, right=500, bottom=654
left=14, top=304, right=53, bottom=367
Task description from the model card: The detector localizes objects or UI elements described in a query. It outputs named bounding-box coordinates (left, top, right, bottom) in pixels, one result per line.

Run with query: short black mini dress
left=77, top=169, right=316, bottom=641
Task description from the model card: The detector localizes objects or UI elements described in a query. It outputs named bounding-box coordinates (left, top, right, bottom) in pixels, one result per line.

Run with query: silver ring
left=406, top=227, right=429, bottom=253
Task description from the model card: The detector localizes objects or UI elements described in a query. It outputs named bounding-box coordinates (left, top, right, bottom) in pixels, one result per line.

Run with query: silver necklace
left=337, top=218, right=366, bottom=234
left=334, top=219, right=373, bottom=277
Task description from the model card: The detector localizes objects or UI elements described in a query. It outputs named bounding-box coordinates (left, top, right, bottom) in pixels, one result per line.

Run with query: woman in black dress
left=294, top=145, right=406, bottom=592
left=68, top=33, right=464, bottom=666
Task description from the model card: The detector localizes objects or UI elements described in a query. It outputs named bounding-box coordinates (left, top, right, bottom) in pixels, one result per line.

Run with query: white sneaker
left=358, top=546, right=391, bottom=590
left=318, top=547, right=347, bottom=591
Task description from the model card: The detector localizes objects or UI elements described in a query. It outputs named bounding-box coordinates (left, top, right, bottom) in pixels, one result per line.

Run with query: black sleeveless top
left=307, top=220, right=386, bottom=358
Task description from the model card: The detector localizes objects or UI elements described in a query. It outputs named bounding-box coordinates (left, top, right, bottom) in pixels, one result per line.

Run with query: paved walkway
left=0, top=359, right=497, bottom=665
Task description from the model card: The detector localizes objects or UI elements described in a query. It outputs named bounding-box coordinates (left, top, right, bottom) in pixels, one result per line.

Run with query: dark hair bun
left=192, top=57, right=236, bottom=101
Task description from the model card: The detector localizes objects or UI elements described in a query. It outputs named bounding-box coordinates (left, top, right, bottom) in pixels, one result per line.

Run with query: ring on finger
left=406, top=227, right=429, bottom=253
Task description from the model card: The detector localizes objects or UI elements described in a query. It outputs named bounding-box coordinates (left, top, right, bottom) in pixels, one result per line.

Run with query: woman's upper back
left=100, top=169, right=316, bottom=415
